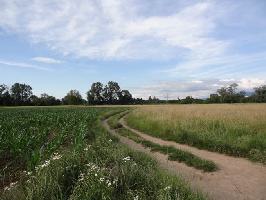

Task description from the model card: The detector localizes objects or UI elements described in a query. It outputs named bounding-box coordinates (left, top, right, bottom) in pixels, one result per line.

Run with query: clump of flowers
left=78, top=162, right=118, bottom=188
left=4, top=181, right=18, bottom=191
left=52, top=152, right=62, bottom=160
left=122, top=156, right=131, bottom=162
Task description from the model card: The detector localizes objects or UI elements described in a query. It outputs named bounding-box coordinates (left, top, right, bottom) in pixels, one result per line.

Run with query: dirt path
left=118, top=116, right=266, bottom=200
left=102, top=112, right=266, bottom=200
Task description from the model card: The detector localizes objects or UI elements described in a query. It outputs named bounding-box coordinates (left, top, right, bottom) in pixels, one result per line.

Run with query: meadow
left=126, top=104, right=266, bottom=164
left=0, top=106, right=204, bottom=200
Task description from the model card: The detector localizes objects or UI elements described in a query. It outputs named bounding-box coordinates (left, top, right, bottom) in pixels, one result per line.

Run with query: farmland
left=0, top=106, right=204, bottom=200
left=126, top=104, right=266, bottom=164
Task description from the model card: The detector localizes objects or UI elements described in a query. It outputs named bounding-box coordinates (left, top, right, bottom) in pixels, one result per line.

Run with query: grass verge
left=117, top=128, right=217, bottom=172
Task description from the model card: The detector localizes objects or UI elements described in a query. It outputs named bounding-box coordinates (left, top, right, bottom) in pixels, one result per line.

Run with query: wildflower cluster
left=4, top=181, right=18, bottom=191
left=78, top=162, right=118, bottom=188
left=35, top=152, right=62, bottom=170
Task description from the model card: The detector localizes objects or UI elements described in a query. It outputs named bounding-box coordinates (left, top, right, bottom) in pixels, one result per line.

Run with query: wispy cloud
left=32, top=57, right=62, bottom=64
left=0, top=0, right=227, bottom=60
left=131, top=78, right=265, bottom=99
left=0, top=59, right=51, bottom=71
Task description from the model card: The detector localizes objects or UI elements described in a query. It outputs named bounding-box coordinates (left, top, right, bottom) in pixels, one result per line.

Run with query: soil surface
left=102, top=115, right=266, bottom=200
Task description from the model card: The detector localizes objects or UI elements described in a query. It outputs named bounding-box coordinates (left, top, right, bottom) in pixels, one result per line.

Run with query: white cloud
left=131, top=78, right=266, bottom=99
left=0, top=59, right=51, bottom=71
left=32, top=57, right=62, bottom=64
left=238, top=78, right=265, bottom=89
left=0, top=0, right=227, bottom=60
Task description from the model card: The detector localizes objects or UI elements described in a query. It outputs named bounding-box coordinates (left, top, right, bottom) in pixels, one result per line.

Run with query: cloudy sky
left=0, top=0, right=266, bottom=99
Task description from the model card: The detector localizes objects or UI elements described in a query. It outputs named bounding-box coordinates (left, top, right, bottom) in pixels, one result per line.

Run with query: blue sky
left=0, top=0, right=266, bottom=99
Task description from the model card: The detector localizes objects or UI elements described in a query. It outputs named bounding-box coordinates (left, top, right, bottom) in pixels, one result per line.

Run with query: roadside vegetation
left=126, top=104, right=266, bottom=164
left=0, top=107, right=204, bottom=200
left=107, top=114, right=217, bottom=172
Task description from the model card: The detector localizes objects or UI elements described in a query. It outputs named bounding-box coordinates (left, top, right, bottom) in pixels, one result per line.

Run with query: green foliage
left=126, top=108, right=266, bottom=164
left=0, top=107, right=204, bottom=200
left=116, top=128, right=217, bottom=172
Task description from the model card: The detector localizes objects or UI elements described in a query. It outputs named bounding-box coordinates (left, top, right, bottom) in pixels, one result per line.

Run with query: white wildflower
left=164, top=186, right=171, bottom=191
left=52, top=153, right=62, bottom=160
left=4, top=186, right=9, bottom=191
left=100, top=177, right=105, bottom=182
left=134, top=195, right=139, bottom=200
left=108, top=139, right=112, bottom=142
left=95, top=173, right=98, bottom=177
left=122, top=156, right=131, bottom=162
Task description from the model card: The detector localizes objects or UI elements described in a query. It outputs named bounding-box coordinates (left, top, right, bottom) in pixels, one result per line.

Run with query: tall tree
left=10, top=83, right=32, bottom=105
left=0, top=84, right=12, bottom=106
left=87, top=82, right=104, bottom=104
left=63, top=90, right=83, bottom=105
left=118, top=90, right=133, bottom=104
left=103, top=81, right=121, bottom=104
left=254, top=85, right=266, bottom=102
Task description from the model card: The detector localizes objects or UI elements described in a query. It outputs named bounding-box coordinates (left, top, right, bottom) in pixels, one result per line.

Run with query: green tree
left=254, top=85, right=266, bottom=102
left=118, top=90, right=133, bottom=104
left=103, top=81, right=121, bottom=104
left=10, top=83, right=32, bottom=105
left=87, top=82, right=104, bottom=105
left=63, top=90, right=83, bottom=105
left=0, top=84, right=12, bottom=106
left=209, top=94, right=220, bottom=103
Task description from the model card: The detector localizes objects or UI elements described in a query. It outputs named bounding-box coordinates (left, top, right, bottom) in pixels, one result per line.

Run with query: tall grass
left=126, top=104, right=266, bottom=164
left=0, top=107, right=204, bottom=200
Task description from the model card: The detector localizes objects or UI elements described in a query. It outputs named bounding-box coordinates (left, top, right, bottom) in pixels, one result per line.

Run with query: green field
left=126, top=104, right=266, bottom=164
left=0, top=106, right=204, bottom=200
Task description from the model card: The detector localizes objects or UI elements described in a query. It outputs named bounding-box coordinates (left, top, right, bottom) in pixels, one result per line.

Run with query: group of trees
left=1, top=82, right=266, bottom=106
left=0, top=81, right=134, bottom=106
left=207, top=83, right=266, bottom=103
left=0, top=83, right=61, bottom=106
left=87, top=81, right=133, bottom=104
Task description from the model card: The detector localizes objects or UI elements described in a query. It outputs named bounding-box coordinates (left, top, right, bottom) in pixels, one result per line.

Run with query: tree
left=118, top=90, right=133, bottom=104
left=0, top=84, right=12, bottom=106
left=181, top=96, right=194, bottom=104
left=87, top=82, right=104, bottom=105
left=63, top=90, right=83, bottom=105
left=217, top=83, right=243, bottom=103
left=103, top=81, right=121, bottom=104
left=209, top=94, right=220, bottom=103
left=254, top=85, right=266, bottom=102
left=10, top=83, right=32, bottom=105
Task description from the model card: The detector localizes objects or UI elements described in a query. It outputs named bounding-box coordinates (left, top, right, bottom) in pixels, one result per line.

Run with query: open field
left=0, top=106, right=203, bottom=200
left=126, top=104, right=266, bottom=164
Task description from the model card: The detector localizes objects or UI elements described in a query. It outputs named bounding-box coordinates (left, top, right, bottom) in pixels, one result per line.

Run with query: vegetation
left=2, top=82, right=266, bottom=106
left=126, top=104, right=266, bottom=164
left=116, top=128, right=217, bottom=172
left=106, top=112, right=217, bottom=172
left=0, top=107, right=204, bottom=200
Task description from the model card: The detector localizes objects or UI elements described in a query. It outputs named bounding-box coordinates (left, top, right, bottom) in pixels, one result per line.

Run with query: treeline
left=0, top=81, right=138, bottom=106
left=1, top=82, right=266, bottom=106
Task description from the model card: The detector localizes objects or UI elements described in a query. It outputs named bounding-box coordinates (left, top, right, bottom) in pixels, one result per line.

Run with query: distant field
left=0, top=106, right=203, bottom=200
left=126, top=104, right=266, bottom=164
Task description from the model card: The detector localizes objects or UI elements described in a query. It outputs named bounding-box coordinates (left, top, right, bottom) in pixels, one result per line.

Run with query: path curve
left=119, top=116, right=266, bottom=200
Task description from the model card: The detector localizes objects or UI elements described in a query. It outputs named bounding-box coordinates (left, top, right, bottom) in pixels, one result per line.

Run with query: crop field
left=0, top=106, right=204, bottom=200
left=126, top=104, right=266, bottom=164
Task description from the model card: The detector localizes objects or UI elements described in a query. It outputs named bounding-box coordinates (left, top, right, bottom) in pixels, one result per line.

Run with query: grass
left=126, top=104, right=266, bottom=164
left=107, top=110, right=130, bottom=129
left=0, top=106, right=205, bottom=200
left=116, top=128, right=217, bottom=172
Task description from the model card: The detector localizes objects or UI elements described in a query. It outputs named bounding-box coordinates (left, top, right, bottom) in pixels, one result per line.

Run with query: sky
left=0, top=0, right=266, bottom=99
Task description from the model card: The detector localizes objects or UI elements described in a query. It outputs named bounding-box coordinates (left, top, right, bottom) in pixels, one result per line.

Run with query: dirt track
left=103, top=115, right=266, bottom=200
